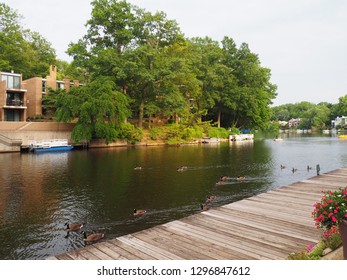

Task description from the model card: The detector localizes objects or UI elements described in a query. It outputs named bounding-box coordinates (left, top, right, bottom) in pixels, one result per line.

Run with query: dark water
left=1, top=134, right=346, bottom=260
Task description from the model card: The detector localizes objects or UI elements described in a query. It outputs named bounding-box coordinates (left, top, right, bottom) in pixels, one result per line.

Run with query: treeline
left=1, top=1, right=278, bottom=143
left=271, top=98, right=347, bottom=130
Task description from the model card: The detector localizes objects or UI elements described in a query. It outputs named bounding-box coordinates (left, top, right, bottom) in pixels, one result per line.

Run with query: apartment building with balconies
left=0, top=71, right=27, bottom=121
left=0, top=65, right=80, bottom=121
left=23, top=65, right=80, bottom=117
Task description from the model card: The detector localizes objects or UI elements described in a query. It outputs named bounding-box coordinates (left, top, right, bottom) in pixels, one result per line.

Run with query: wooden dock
left=49, top=168, right=347, bottom=260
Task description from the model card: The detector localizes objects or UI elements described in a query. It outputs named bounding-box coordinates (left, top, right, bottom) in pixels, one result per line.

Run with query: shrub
left=322, top=226, right=342, bottom=250
left=149, top=127, right=164, bottom=140
left=207, top=127, right=229, bottom=138
left=117, top=123, right=143, bottom=144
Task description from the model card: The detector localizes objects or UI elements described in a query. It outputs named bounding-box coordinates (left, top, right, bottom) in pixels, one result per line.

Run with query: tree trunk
left=175, top=113, right=179, bottom=124
left=217, top=108, right=221, bottom=128
left=139, top=98, right=144, bottom=128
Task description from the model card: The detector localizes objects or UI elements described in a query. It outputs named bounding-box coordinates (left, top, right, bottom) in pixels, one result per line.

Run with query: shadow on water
left=0, top=134, right=346, bottom=259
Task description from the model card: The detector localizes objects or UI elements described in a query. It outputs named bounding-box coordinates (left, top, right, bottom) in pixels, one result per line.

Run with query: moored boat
left=229, top=134, right=254, bottom=141
left=29, top=139, right=73, bottom=153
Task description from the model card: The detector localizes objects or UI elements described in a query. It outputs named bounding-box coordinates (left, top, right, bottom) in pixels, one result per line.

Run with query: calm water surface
left=1, top=134, right=347, bottom=259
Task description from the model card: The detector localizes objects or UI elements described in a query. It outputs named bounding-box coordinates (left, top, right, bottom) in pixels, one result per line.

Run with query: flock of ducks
left=215, top=175, right=246, bottom=185
left=69, top=164, right=278, bottom=246
left=64, top=207, right=147, bottom=245
left=65, top=162, right=320, bottom=247
left=64, top=222, right=105, bottom=243
left=280, top=164, right=314, bottom=173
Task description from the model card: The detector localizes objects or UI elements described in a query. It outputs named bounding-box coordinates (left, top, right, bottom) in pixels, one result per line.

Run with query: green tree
left=334, top=94, right=347, bottom=117
left=0, top=3, right=56, bottom=78
left=190, top=37, right=235, bottom=128
left=55, top=77, right=131, bottom=143
left=221, top=39, right=277, bottom=129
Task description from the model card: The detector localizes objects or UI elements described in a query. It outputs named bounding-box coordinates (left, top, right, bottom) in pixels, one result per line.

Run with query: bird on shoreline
left=134, top=166, right=142, bottom=170
left=200, top=204, right=210, bottom=211
left=206, top=195, right=216, bottom=202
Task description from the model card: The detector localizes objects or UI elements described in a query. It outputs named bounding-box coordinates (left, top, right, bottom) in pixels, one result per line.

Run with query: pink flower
left=332, top=216, right=337, bottom=223
left=306, top=243, right=314, bottom=253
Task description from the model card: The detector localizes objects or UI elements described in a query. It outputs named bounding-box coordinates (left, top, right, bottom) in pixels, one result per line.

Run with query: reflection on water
left=0, top=135, right=347, bottom=259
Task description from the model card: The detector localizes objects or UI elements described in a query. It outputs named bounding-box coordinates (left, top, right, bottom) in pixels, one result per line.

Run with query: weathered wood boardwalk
left=49, top=168, right=347, bottom=260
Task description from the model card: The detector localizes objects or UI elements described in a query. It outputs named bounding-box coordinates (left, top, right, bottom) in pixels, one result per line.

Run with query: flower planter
left=340, top=220, right=347, bottom=260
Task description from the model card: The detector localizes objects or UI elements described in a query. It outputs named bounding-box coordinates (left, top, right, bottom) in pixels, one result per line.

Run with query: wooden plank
left=184, top=214, right=306, bottom=254
left=133, top=227, right=214, bottom=259
left=65, top=249, right=88, bottom=260
left=206, top=208, right=320, bottom=242
left=163, top=222, right=269, bottom=260
left=227, top=201, right=314, bottom=226
left=117, top=235, right=183, bottom=260
left=301, top=179, right=346, bottom=187
left=152, top=226, right=254, bottom=260
left=236, top=199, right=313, bottom=218
left=90, top=243, right=128, bottom=260
left=73, top=248, right=101, bottom=260
left=54, top=254, right=74, bottom=260
left=165, top=220, right=285, bottom=260
left=274, top=188, right=323, bottom=198
left=266, top=189, right=321, bottom=202
left=257, top=192, right=318, bottom=206
left=107, top=239, right=155, bottom=260
left=246, top=196, right=313, bottom=211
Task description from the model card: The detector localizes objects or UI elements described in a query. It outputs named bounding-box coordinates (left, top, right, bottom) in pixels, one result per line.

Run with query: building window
left=42, top=80, right=47, bottom=93
left=56, top=82, right=65, bottom=89
left=1, top=74, right=20, bottom=89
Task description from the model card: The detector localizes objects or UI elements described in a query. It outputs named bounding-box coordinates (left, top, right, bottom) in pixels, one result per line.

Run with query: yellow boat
left=338, top=135, right=347, bottom=139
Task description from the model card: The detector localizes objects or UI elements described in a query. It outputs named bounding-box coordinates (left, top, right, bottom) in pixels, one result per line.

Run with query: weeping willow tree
left=54, top=76, right=131, bottom=143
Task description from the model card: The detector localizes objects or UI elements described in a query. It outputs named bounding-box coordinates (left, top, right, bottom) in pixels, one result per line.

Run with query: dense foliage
left=66, top=0, right=277, bottom=133
left=0, top=3, right=56, bottom=78
left=270, top=98, right=347, bottom=130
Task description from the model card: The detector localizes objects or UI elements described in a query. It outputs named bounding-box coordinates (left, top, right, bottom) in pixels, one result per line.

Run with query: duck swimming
left=177, top=166, right=188, bottom=172
left=133, top=209, right=146, bottom=217
left=81, top=231, right=105, bottom=243
left=200, top=204, right=210, bottom=211
left=236, top=176, right=246, bottom=181
left=64, top=222, right=85, bottom=237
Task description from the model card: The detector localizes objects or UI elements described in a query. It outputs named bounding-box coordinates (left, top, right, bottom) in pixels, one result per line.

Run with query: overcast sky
left=2, top=0, right=347, bottom=106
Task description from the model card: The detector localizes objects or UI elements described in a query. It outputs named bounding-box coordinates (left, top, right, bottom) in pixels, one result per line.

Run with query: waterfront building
left=332, top=116, right=347, bottom=128
left=0, top=65, right=80, bottom=121
left=0, top=70, right=27, bottom=121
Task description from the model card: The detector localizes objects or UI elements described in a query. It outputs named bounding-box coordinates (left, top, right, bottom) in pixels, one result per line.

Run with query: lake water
left=1, top=134, right=347, bottom=260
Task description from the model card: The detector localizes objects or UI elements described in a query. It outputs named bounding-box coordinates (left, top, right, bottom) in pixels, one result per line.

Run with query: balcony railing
left=6, top=99, right=24, bottom=106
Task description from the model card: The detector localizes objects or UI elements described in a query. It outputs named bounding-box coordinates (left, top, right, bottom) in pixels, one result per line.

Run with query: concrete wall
left=0, top=122, right=74, bottom=147
left=0, top=142, right=21, bottom=152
